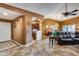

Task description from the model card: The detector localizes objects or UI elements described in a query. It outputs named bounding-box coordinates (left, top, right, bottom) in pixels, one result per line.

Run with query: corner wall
left=12, top=16, right=26, bottom=44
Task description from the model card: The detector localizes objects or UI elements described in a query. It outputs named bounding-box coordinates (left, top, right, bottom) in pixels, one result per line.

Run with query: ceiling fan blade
left=69, top=13, right=77, bottom=15
left=61, top=3, right=78, bottom=17
left=70, top=9, right=78, bottom=13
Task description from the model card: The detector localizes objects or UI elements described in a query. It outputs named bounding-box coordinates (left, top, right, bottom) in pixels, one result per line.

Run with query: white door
left=36, top=31, right=42, bottom=40
left=0, top=22, right=11, bottom=42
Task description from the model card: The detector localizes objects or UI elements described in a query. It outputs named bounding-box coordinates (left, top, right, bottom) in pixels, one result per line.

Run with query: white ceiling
left=8, top=3, right=61, bottom=15
left=3, top=3, right=79, bottom=21
left=0, top=7, right=22, bottom=20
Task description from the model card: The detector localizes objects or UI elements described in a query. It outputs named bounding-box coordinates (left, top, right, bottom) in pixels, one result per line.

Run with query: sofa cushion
left=75, top=32, right=79, bottom=38
left=73, top=38, right=79, bottom=40
left=61, top=38, right=73, bottom=41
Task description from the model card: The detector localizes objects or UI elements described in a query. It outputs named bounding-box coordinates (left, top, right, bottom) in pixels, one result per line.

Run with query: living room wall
left=42, top=19, right=61, bottom=39
left=42, top=16, right=79, bottom=39
left=61, top=16, right=79, bottom=32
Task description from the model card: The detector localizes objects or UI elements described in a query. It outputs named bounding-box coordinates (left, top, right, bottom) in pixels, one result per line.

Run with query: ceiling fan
left=62, top=3, right=78, bottom=17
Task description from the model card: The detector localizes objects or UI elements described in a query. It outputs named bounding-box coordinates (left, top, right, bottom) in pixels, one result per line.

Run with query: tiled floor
left=0, top=39, right=79, bottom=56
left=0, top=40, right=19, bottom=52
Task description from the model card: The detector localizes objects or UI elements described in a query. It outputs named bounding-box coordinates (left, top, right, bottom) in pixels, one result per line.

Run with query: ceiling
left=0, top=7, right=22, bottom=20
left=2, top=3, right=79, bottom=21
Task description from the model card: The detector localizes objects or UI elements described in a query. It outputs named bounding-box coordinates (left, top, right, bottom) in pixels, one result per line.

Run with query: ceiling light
left=32, top=17, right=37, bottom=21
left=56, top=14, right=63, bottom=19
left=4, top=13, right=8, bottom=16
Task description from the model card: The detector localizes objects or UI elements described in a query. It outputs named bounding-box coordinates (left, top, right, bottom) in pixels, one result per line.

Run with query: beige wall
left=42, top=19, right=61, bottom=39
left=42, top=19, right=61, bottom=32
left=42, top=16, right=79, bottom=33
left=61, top=16, right=79, bottom=32
left=12, top=16, right=26, bottom=44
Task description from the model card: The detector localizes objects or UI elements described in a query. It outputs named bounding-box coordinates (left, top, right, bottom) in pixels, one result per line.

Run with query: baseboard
left=11, top=40, right=22, bottom=46
left=0, top=40, right=11, bottom=43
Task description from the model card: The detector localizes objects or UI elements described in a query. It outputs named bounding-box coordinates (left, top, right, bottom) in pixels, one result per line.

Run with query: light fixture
left=46, top=25, right=49, bottom=28
left=32, top=17, right=37, bottom=21
left=50, top=26, right=53, bottom=28
left=4, top=13, right=8, bottom=16
left=56, top=14, right=63, bottom=19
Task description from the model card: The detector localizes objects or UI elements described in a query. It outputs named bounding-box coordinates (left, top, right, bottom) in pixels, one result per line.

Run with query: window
left=62, top=25, right=68, bottom=32
left=62, top=24, right=76, bottom=32
left=51, top=25, right=57, bottom=31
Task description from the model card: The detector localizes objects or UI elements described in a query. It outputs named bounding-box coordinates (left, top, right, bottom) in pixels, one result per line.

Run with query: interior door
left=0, top=22, right=11, bottom=42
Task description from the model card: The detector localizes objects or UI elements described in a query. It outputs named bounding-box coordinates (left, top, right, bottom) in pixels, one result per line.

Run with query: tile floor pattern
left=0, top=39, right=79, bottom=56
left=0, top=40, right=19, bottom=52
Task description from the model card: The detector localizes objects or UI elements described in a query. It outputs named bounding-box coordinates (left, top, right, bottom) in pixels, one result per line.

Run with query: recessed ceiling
left=8, top=3, right=79, bottom=21
left=0, top=7, right=22, bottom=20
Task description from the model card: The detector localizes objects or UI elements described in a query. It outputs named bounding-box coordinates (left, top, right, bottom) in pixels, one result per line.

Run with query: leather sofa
left=71, top=32, right=79, bottom=44
left=57, top=32, right=79, bottom=45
